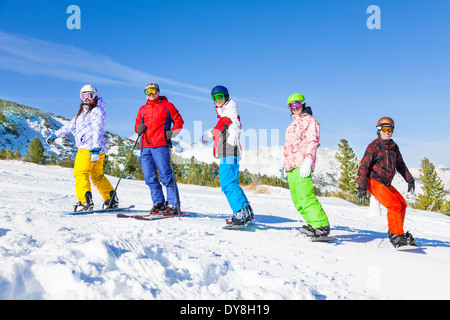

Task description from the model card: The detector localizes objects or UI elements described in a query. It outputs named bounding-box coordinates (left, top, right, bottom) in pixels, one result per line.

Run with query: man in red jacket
left=135, top=82, right=184, bottom=214
left=357, top=117, right=416, bottom=248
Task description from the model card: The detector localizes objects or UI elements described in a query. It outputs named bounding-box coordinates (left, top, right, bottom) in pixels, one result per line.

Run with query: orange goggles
left=377, top=126, right=394, bottom=132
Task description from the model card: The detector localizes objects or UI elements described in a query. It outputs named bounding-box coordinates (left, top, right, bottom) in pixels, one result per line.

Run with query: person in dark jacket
left=135, top=82, right=184, bottom=214
left=357, top=117, right=416, bottom=248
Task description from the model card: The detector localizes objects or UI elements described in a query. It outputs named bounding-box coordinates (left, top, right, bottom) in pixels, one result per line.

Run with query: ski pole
left=108, top=133, right=141, bottom=208
left=168, top=142, right=181, bottom=217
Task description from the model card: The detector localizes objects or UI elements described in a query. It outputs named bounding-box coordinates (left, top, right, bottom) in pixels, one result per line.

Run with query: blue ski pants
left=220, top=156, right=248, bottom=213
left=140, top=146, right=180, bottom=206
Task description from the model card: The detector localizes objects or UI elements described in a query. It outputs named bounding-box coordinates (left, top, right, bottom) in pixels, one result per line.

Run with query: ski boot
left=388, top=231, right=416, bottom=248
left=103, top=190, right=119, bottom=209
left=300, top=224, right=330, bottom=238
left=225, top=203, right=253, bottom=226
left=150, top=202, right=167, bottom=214
left=164, top=204, right=181, bottom=216
left=73, top=191, right=94, bottom=212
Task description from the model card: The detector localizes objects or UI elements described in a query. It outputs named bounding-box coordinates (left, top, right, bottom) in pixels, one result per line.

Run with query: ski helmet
left=377, top=117, right=395, bottom=128
left=211, top=85, right=229, bottom=101
left=287, top=93, right=305, bottom=105
left=80, top=84, right=98, bottom=100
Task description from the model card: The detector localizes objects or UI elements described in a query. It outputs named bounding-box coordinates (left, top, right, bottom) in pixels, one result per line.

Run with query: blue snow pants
left=219, top=156, right=248, bottom=213
left=140, top=146, right=180, bottom=206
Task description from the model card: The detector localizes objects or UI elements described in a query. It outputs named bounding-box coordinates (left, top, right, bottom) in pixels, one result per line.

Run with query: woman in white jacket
left=46, top=85, right=118, bottom=212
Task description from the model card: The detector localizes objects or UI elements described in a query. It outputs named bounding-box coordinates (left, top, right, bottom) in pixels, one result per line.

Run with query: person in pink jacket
left=284, top=93, right=330, bottom=238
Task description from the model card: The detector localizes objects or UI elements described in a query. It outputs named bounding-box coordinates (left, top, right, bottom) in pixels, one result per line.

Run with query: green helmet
left=287, top=93, right=305, bottom=105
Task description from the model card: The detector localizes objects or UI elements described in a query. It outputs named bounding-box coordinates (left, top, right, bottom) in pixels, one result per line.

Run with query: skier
left=357, top=117, right=416, bottom=248
left=46, top=85, right=118, bottom=212
left=284, top=93, right=331, bottom=237
left=201, top=85, right=253, bottom=226
left=135, top=82, right=184, bottom=215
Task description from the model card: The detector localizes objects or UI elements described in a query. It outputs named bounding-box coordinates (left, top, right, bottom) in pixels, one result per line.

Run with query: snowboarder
left=357, top=117, right=416, bottom=248
left=284, top=93, right=331, bottom=237
left=135, top=82, right=184, bottom=215
left=46, top=84, right=119, bottom=212
left=201, top=85, right=253, bottom=226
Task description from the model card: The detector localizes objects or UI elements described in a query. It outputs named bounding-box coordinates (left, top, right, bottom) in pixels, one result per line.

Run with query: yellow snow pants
left=73, top=149, right=114, bottom=203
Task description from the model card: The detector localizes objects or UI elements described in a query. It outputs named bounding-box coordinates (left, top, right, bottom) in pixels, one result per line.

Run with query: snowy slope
left=1, top=160, right=450, bottom=300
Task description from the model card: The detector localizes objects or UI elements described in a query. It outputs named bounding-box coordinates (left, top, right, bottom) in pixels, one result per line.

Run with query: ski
left=117, top=212, right=193, bottom=220
left=59, top=205, right=135, bottom=216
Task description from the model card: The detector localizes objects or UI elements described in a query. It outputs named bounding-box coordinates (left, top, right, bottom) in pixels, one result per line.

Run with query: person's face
left=212, top=93, right=226, bottom=108
left=289, top=101, right=304, bottom=114
left=378, top=125, right=394, bottom=140
left=145, top=87, right=160, bottom=101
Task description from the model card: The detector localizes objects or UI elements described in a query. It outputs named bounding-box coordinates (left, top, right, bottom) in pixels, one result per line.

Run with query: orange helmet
left=377, top=117, right=395, bottom=128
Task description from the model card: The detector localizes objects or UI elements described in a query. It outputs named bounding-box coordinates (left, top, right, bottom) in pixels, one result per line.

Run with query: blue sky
left=0, top=0, right=449, bottom=167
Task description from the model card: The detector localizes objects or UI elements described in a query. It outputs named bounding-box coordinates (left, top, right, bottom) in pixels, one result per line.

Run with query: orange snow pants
left=367, top=179, right=407, bottom=235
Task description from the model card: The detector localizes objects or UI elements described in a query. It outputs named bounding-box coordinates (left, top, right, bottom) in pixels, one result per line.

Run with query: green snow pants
left=286, top=168, right=330, bottom=229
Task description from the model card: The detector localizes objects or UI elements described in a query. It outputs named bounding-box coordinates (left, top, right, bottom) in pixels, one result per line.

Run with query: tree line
left=334, top=139, right=450, bottom=216
left=2, top=137, right=449, bottom=216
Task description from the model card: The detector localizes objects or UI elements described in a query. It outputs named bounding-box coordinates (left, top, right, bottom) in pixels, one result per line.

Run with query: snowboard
left=395, top=243, right=424, bottom=253
left=310, top=236, right=339, bottom=243
left=222, top=219, right=254, bottom=230
left=59, top=205, right=135, bottom=216
left=299, top=227, right=338, bottom=242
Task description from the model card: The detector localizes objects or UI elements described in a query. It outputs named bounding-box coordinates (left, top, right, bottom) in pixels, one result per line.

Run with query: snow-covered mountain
left=0, top=99, right=135, bottom=164
left=2, top=98, right=450, bottom=201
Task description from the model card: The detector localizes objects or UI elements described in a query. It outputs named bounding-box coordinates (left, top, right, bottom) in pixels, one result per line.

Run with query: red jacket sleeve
left=167, top=103, right=184, bottom=132
left=135, top=106, right=144, bottom=133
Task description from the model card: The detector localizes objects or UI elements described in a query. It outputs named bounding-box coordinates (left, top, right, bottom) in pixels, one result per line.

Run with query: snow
left=1, top=159, right=450, bottom=300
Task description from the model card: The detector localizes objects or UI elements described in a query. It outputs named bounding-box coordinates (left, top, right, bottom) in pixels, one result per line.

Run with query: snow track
left=1, top=160, right=450, bottom=300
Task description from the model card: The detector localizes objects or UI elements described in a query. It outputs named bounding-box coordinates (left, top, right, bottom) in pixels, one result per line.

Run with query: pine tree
left=25, top=137, right=46, bottom=164
left=414, top=157, right=447, bottom=212
left=335, top=139, right=359, bottom=202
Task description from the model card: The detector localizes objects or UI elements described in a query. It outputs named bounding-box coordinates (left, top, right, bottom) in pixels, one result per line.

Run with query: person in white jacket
left=46, top=85, right=118, bottom=212
left=202, top=85, right=253, bottom=226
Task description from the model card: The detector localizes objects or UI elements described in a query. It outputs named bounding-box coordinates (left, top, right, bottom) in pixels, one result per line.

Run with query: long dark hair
left=76, top=97, right=98, bottom=120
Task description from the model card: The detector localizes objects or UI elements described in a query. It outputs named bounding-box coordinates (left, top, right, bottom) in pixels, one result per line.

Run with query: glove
left=408, top=179, right=415, bottom=194
left=137, top=124, right=147, bottom=135
left=90, top=148, right=101, bottom=162
left=201, top=130, right=213, bottom=145
left=165, top=130, right=179, bottom=140
left=356, top=188, right=368, bottom=204
left=46, top=134, right=57, bottom=145
left=227, top=132, right=240, bottom=146
left=299, top=158, right=313, bottom=178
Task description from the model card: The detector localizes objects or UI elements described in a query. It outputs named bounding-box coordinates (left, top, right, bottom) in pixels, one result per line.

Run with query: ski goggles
left=144, top=87, right=159, bottom=95
left=377, top=125, right=394, bottom=132
left=289, top=101, right=304, bottom=110
left=80, top=92, right=96, bottom=100
left=212, top=93, right=226, bottom=102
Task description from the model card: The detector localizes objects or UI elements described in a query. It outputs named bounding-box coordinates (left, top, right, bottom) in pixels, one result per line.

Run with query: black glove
left=408, top=179, right=415, bottom=194
left=165, top=130, right=179, bottom=140
left=137, top=124, right=147, bottom=135
left=356, top=188, right=368, bottom=204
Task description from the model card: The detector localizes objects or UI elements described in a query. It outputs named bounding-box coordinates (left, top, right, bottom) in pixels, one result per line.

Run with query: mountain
left=0, top=98, right=135, bottom=164
left=2, top=98, right=450, bottom=201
